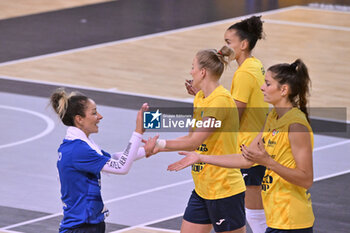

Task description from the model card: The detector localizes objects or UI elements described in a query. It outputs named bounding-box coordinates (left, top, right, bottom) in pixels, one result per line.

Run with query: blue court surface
left=0, top=88, right=349, bottom=233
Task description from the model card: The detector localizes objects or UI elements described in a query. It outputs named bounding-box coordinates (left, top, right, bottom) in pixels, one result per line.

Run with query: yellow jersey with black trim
left=230, top=57, right=268, bottom=148
left=261, top=108, right=314, bottom=229
left=192, top=85, right=246, bottom=200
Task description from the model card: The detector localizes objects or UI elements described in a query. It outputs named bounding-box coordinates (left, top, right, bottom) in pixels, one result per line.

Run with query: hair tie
left=290, top=62, right=298, bottom=70
left=217, top=50, right=223, bottom=56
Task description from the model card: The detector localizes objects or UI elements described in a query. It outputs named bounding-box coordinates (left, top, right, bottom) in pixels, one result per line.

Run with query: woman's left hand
left=167, top=151, right=201, bottom=171
left=241, top=139, right=272, bottom=167
left=136, top=103, right=149, bottom=134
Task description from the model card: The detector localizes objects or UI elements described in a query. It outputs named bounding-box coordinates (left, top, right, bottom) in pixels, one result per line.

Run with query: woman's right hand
left=136, top=103, right=149, bottom=134
left=185, top=79, right=199, bottom=96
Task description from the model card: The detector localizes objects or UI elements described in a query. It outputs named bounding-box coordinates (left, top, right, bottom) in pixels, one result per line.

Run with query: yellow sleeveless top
left=261, top=108, right=314, bottom=229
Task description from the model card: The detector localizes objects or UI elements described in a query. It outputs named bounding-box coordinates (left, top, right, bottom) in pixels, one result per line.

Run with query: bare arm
left=167, top=151, right=253, bottom=171
left=200, top=153, right=253, bottom=168
left=163, top=117, right=216, bottom=151
left=167, top=116, right=266, bottom=171
left=242, top=123, right=313, bottom=189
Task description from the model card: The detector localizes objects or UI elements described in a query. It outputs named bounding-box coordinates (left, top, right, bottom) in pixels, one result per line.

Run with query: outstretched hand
left=167, top=151, right=201, bottom=171
left=136, top=103, right=149, bottom=134
left=185, top=80, right=199, bottom=96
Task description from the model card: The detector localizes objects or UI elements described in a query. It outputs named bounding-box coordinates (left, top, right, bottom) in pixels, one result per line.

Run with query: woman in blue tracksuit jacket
left=50, top=88, right=157, bottom=233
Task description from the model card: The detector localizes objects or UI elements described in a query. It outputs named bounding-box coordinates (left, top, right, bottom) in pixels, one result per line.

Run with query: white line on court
left=110, top=213, right=183, bottom=233
left=313, top=139, right=350, bottom=152
left=0, top=75, right=350, bottom=124
left=0, top=105, right=55, bottom=149
left=2, top=76, right=349, bottom=124
left=2, top=76, right=349, bottom=123
left=314, top=169, right=350, bottom=182
left=303, top=4, right=350, bottom=14
left=0, top=4, right=349, bottom=230
left=0, top=5, right=349, bottom=113
left=0, top=5, right=300, bottom=67
left=1, top=136, right=350, bottom=230
left=104, top=179, right=193, bottom=204
left=0, top=5, right=348, bottom=69
left=1, top=75, right=349, bottom=124
left=0, top=180, right=192, bottom=230
left=1, top=138, right=349, bottom=230
left=138, top=226, right=180, bottom=233
left=0, top=229, right=23, bottom=233
left=264, top=18, right=350, bottom=31
left=110, top=138, right=350, bottom=231
left=111, top=225, right=180, bottom=233
left=0, top=213, right=62, bottom=230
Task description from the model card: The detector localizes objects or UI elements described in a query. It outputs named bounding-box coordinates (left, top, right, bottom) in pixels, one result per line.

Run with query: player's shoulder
left=208, top=86, right=234, bottom=107
left=212, top=86, right=232, bottom=98
left=61, top=139, right=91, bottom=153
left=193, top=90, right=204, bottom=103
left=237, top=57, right=264, bottom=76
left=242, top=57, right=263, bottom=68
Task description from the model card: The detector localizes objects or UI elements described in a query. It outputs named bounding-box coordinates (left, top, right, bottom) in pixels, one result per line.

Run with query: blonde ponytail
left=50, top=88, right=88, bottom=126
left=216, top=45, right=235, bottom=68
left=196, top=45, right=235, bottom=77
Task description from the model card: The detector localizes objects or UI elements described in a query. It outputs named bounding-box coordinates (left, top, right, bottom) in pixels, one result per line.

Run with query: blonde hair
left=50, top=88, right=88, bottom=126
left=196, top=45, right=235, bottom=78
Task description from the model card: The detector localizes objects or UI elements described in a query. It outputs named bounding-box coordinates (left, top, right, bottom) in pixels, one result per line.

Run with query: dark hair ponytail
left=268, top=59, right=311, bottom=121
left=50, top=88, right=89, bottom=126
left=228, top=15, right=264, bottom=51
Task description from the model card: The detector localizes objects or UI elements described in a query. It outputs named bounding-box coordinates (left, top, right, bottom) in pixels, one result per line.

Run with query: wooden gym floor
left=0, top=1, right=349, bottom=120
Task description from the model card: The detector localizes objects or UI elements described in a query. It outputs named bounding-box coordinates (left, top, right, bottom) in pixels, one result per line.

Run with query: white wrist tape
left=156, top=139, right=166, bottom=149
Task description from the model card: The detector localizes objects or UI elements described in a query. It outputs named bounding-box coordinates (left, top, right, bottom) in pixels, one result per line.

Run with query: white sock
left=245, top=208, right=267, bottom=233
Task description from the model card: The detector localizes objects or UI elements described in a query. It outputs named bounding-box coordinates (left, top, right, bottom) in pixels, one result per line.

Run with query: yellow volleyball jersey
left=261, top=108, right=314, bottom=229
left=192, top=85, right=246, bottom=200
left=230, top=57, right=269, bottom=148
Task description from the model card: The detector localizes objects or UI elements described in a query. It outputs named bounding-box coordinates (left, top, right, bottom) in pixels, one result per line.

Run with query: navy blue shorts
left=241, top=165, right=266, bottom=186
left=265, top=227, right=313, bottom=233
left=183, top=190, right=245, bottom=232
left=64, top=222, right=105, bottom=233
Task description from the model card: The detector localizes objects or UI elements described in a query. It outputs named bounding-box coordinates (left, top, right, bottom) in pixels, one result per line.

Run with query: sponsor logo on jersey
left=196, top=144, right=208, bottom=152
left=272, top=129, right=279, bottom=136
left=262, top=174, right=273, bottom=191
left=267, top=139, right=276, bottom=147
left=192, top=163, right=205, bottom=173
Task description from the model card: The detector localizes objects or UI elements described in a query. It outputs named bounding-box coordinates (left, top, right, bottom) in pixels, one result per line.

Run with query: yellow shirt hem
left=194, top=186, right=246, bottom=200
